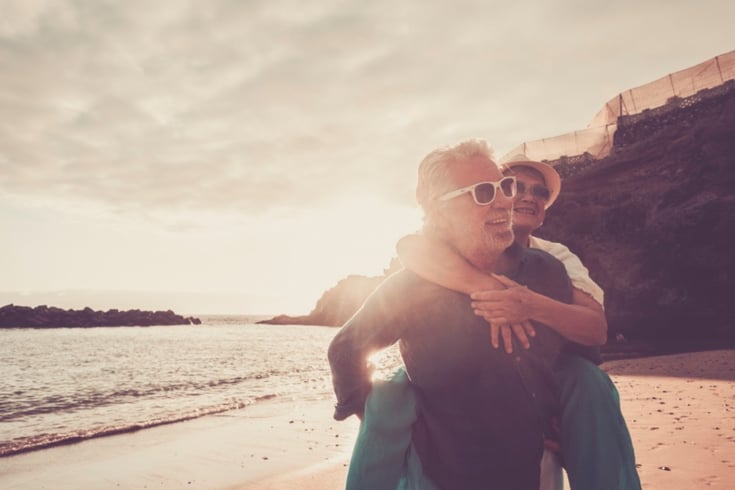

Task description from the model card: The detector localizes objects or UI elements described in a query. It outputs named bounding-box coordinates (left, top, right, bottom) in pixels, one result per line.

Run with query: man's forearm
left=327, top=275, right=408, bottom=420
left=327, top=330, right=373, bottom=420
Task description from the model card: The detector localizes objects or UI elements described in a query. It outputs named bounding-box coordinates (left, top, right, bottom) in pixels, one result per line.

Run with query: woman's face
left=509, top=167, right=549, bottom=234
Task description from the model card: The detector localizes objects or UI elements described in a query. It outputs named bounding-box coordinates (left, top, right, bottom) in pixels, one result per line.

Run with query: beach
left=2, top=349, right=734, bottom=489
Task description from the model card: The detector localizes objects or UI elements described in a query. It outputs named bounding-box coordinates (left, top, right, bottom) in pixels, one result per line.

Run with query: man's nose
left=492, top=188, right=514, bottom=208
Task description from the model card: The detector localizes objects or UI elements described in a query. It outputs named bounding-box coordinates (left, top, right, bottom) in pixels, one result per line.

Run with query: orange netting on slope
left=501, top=50, right=735, bottom=164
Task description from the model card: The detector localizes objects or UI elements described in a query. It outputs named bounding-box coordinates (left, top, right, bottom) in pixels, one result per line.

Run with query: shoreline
left=1, top=396, right=359, bottom=489
left=2, top=349, right=734, bottom=489
left=0, top=397, right=267, bottom=458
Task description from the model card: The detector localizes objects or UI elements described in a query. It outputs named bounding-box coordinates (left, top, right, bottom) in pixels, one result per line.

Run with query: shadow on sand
left=601, top=345, right=735, bottom=382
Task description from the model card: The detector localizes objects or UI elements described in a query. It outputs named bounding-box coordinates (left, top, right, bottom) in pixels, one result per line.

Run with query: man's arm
left=397, top=233, right=607, bottom=347
left=327, top=273, right=408, bottom=420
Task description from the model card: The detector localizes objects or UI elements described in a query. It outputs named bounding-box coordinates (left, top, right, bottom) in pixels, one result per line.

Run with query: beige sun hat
left=500, top=154, right=561, bottom=209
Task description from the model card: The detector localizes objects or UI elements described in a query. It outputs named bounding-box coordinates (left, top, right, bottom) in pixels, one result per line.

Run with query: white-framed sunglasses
left=438, top=176, right=517, bottom=205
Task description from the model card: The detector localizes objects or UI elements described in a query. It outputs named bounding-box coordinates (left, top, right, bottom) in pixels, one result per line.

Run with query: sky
left=0, top=0, right=733, bottom=315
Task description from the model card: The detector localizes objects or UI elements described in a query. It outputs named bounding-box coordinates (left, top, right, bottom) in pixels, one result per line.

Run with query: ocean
left=0, top=315, right=401, bottom=457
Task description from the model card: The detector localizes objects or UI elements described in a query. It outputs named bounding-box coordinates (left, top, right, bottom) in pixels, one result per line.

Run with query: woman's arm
left=397, top=234, right=535, bottom=353
left=471, top=275, right=608, bottom=346
left=397, top=233, right=608, bottom=347
left=396, top=234, right=504, bottom=294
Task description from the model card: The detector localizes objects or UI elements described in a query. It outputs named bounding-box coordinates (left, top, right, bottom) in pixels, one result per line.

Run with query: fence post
left=668, top=74, right=676, bottom=97
left=715, top=55, right=724, bottom=84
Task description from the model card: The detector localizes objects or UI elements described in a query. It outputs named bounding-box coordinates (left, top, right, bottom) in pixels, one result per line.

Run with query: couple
left=328, top=139, right=641, bottom=489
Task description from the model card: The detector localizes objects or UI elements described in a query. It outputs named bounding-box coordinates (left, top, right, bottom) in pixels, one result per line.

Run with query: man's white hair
left=416, top=138, right=497, bottom=212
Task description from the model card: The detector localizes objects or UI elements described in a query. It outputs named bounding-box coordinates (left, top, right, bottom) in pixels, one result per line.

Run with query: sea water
left=0, top=316, right=401, bottom=457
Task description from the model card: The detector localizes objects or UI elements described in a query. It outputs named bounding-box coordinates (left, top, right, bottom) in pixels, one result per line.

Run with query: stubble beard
left=430, top=213, right=515, bottom=273
left=470, top=225, right=514, bottom=271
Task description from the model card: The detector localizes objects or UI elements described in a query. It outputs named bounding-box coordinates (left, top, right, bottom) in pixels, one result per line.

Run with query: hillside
left=541, top=81, right=735, bottom=342
left=262, top=82, right=735, bottom=347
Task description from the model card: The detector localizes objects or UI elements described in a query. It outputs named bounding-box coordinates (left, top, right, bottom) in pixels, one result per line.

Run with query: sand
left=1, top=350, right=733, bottom=489
left=604, top=350, right=735, bottom=488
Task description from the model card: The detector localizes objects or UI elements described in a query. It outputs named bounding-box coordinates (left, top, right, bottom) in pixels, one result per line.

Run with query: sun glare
left=280, top=196, right=422, bottom=314
left=313, top=196, right=420, bottom=272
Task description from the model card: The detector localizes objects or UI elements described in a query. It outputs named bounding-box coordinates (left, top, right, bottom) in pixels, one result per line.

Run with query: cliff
left=0, top=304, right=201, bottom=328
left=262, top=82, right=735, bottom=345
left=259, top=259, right=402, bottom=326
left=541, top=81, right=735, bottom=342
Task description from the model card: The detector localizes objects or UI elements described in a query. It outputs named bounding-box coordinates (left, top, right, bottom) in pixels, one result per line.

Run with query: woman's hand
left=473, top=274, right=537, bottom=353
left=488, top=321, right=536, bottom=354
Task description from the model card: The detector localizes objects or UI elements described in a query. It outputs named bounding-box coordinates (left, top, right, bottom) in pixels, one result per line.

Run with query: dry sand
left=604, top=349, right=735, bottom=489
left=1, top=350, right=733, bottom=489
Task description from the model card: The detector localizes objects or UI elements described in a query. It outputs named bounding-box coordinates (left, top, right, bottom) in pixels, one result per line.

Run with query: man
left=397, top=155, right=641, bottom=489
left=328, top=140, right=573, bottom=489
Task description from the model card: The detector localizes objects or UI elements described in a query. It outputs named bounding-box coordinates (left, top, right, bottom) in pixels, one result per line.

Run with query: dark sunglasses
left=516, top=181, right=551, bottom=201
left=438, top=176, right=517, bottom=206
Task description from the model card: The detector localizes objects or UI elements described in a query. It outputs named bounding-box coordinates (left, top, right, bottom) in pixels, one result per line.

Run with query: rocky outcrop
left=259, top=260, right=402, bottom=326
left=0, top=304, right=201, bottom=328
left=541, top=82, right=735, bottom=341
left=262, top=83, right=735, bottom=345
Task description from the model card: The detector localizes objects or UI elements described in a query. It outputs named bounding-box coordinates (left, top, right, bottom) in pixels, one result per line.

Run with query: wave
left=0, top=371, right=290, bottom=423
left=0, top=394, right=278, bottom=458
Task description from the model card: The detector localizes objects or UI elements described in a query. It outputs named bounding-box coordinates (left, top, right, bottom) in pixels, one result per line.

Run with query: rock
left=0, top=304, right=201, bottom=328
left=259, top=259, right=402, bottom=326
left=542, top=83, right=735, bottom=343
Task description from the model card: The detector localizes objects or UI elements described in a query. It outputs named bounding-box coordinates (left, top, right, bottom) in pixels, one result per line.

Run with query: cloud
left=1, top=0, right=733, bottom=227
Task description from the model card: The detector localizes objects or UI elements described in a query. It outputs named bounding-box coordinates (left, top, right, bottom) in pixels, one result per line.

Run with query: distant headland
left=258, top=262, right=400, bottom=327
left=0, top=304, right=201, bottom=328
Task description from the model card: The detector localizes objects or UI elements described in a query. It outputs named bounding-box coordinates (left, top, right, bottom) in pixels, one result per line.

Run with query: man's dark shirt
left=328, top=244, right=573, bottom=490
